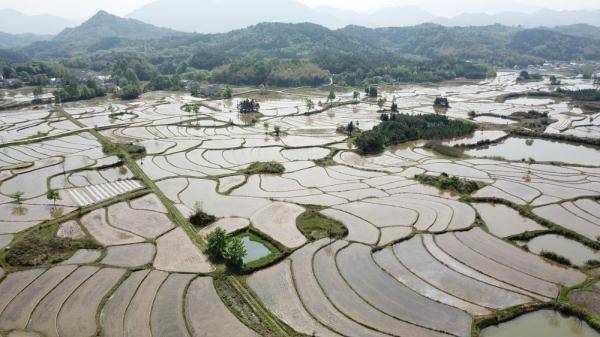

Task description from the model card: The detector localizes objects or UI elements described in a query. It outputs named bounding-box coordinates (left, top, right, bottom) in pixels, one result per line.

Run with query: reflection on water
left=465, top=137, right=600, bottom=166
left=527, top=234, right=600, bottom=266
left=481, top=310, right=600, bottom=337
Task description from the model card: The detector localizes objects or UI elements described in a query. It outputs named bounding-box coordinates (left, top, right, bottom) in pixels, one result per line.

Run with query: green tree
left=46, top=189, right=61, bottom=208
left=11, top=191, right=24, bottom=205
left=377, top=97, right=387, bottom=111
left=346, top=121, right=355, bottom=136
left=581, top=65, right=594, bottom=80
left=263, top=122, right=269, bottom=134
left=353, top=90, right=360, bottom=101
left=207, top=228, right=228, bottom=261
left=224, top=237, right=247, bottom=269
left=549, top=75, right=561, bottom=85
left=274, top=125, right=281, bottom=137
left=222, top=85, right=233, bottom=99
left=365, top=86, right=378, bottom=98
left=305, top=98, right=315, bottom=113
left=328, top=89, right=336, bottom=106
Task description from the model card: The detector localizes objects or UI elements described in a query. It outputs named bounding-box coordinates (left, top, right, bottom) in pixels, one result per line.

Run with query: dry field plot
left=0, top=73, right=599, bottom=337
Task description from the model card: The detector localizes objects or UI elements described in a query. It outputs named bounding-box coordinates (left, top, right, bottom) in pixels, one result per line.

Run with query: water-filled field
left=0, top=70, right=599, bottom=337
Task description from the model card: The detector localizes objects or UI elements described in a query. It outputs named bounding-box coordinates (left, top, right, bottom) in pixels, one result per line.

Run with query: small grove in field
left=354, top=114, right=476, bottom=154
left=414, top=173, right=484, bottom=195
left=244, top=162, right=285, bottom=175
left=296, top=210, right=348, bottom=240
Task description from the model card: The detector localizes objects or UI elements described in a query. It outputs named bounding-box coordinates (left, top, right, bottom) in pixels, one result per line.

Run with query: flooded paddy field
left=0, top=71, right=599, bottom=337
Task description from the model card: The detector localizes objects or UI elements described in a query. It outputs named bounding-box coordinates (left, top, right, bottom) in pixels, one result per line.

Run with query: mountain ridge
left=0, top=9, right=75, bottom=35
left=126, top=0, right=600, bottom=33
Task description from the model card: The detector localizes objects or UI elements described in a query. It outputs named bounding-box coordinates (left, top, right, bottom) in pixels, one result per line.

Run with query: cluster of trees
left=414, top=173, right=482, bottom=194
left=365, top=86, right=378, bottom=97
left=516, top=70, right=543, bottom=82
left=144, top=74, right=182, bottom=91
left=2, top=61, right=73, bottom=89
left=336, top=62, right=494, bottom=86
left=354, top=114, right=476, bottom=154
left=212, top=58, right=330, bottom=87
left=433, top=97, right=450, bottom=108
left=206, top=228, right=246, bottom=269
left=237, top=98, right=260, bottom=114
left=558, top=88, right=600, bottom=101
left=53, top=78, right=106, bottom=103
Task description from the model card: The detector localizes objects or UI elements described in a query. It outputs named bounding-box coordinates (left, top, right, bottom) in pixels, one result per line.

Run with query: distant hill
left=551, top=24, right=600, bottom=40
left=127, top=0, right=331, bottom=33
left=126, top=0, right=600, bottom=33
left=0, top=9, right=75, bottom=35
left=20, top=19, right=600, bottom=67
left=54, top=10, right=188, bottom=43
left=0, top=32, right=52, bottom=49
left=439, top=9, right=600, bottom=28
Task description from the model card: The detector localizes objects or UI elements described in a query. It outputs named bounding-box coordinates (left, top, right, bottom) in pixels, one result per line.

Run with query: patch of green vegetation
left=516, top=70, right=543, bottom=82
left=102, top=142, right=146, bottom=160
left=244, top=161, right=285, bottom=175
left=584, top=260, right=600, bottom=269
left=539, top=250, right=572, bottom=266
left=4, top=223, right=100, bottom=267
left=237, top=98, right=260, bottom=114
left=424, top=142, right=464, bottom=158
left=296, top=210, right=348, bottom=240
left=415, top=173, right=484, bottom=195
left=118, top=84, right=142, bottom=100
left=354, top=114, right=476, bottom=154
left=558, top=88, right=600, bottom=102
left=207, top=228, right=246, bottom=270
left=189, top=209, right=217, bottom=228
left=433, top=96, right=450, bottom=108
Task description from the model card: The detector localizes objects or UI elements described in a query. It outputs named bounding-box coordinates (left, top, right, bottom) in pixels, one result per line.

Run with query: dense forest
left=2, top=11, right=600, bottom=89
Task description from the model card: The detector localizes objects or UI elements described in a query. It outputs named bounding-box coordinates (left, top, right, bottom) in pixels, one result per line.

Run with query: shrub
left=189, top=210, right=216, bottom=228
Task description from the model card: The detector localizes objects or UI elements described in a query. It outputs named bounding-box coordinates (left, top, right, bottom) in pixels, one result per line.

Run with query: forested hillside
left=8, top=12, right=600, bottom=87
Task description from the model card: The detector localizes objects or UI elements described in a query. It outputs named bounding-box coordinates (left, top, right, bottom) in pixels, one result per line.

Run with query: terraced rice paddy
left=0, top=71, right=599, bottom=337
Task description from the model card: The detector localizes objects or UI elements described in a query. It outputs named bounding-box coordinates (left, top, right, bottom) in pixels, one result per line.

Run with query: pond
left=506, top=97, right=556, bottom=105
left=473, top=116, right=517, bottom=125
left=443, top=130, right=508, bottom=146
left=527, top=234, right=600, bottom=266
left=465, top=137, right=600, bottom=166
left=481, top=310, right=600, bottom=337
left=238, top=234, right=274, bottom=264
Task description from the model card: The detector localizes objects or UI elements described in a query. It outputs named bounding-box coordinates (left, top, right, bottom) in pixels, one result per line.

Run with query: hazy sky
left=1, top=0, right=600, bottom=19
